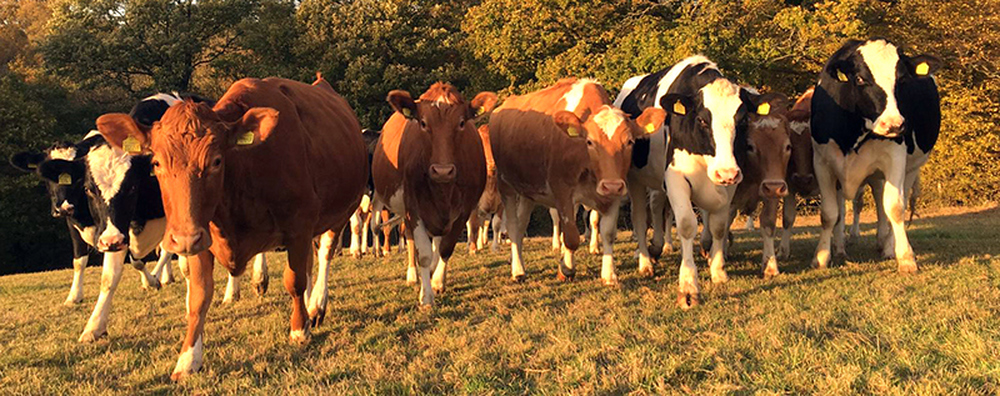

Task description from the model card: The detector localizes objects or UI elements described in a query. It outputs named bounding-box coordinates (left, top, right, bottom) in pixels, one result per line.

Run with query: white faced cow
left=811, top=38, right=941, bottom=271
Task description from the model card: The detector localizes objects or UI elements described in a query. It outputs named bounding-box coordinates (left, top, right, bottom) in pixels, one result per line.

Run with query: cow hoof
left=811, top=258, right=829, bottom=269
left=78, top=329, right=107, bottom=343
left=289, top=329, right=310, bottom=345
left=637, top=265, right=655, bottom=278
left=352, top=252, right=362, bottom=259
left=432, top=285, right=445, bottom=294
left=557, top=270, right=575, bottom=282
left=64, top=298, right=83, bottom=306
left=405, top=279, right=418, bottom=286
left=763, top=267, right=780, bottom=279
left=676, top=291, right=700, bottom=310
left=898, top=254, right=917, bottom=273
left=253, top=276, right=268, bottom=297
left=648, top=245, right=663, bottom=260
left=589, top=248, right=600, bottom=256
left=511, top=274, right=526, bottom=283
left=309, top=309, right=326, bottom=328
left=710, top=271, right=729, bottom=284
left=418, top=303, right=434, bottom=312
left=602, top=276, right=618, bottom=286
left=142, top=276, right=162, bottom=291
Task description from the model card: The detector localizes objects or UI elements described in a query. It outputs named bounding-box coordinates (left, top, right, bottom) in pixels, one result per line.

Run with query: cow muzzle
left=597, top=179, right=627, bottom=197
left=429, top=164, right=457, bottom=183
left=873, top=114, right=904, bottom=138
left=791, top=173, right=814, bottom=189
left=759, top=180, right=789, bottom=198
left=166, top=228, right=211, bottom=256
left=54, top=201, right=75, bottom=217
left=709, top=166, right=743, bottom=186
left=97, top=232, right=126, bottom=252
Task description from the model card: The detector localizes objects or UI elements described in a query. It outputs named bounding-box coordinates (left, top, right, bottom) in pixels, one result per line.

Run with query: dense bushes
left=1, top=0, right=997, bottom=273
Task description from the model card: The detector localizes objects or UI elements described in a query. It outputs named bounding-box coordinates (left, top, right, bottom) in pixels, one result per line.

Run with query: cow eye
left=748, top=144, right=756, bottom=153
left=459, top=119, right=466, bottom=129
left=785, top=144, right=792, bottom=153
left=625, top=138, right=634, bottom=147
left=586, top=139, right=595, bottom=147
left=211, top=157, right=222, bottom=169
left=419, top=120, right=428, bottom=130
left=855, top=75, right=866, bottom=86
left=697, top=117, right=709, bottom=128
left=151, top=159, right=160, bottom=169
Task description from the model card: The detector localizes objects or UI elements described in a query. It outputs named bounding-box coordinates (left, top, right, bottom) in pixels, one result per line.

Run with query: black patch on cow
left=618, top=69, right=671, bottom=119
left=632, top=137, right=651, bottom=168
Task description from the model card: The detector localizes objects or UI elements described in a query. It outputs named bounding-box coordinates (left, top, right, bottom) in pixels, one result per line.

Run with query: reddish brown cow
left=96, top=76, right=367, bottom=380
left=467, top=124, right=504, bottom=254
left=716, top=92, right=792, bottom=278
left=372, top=83, right=497, bottom=307
left=489, top=78, right=666, bottom=284
left=778, top=88, right=823, bottom=258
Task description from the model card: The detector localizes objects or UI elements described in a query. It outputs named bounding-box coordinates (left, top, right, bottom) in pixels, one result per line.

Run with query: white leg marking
left=549, top=207, right=561, bottom=251
left=65, top=256, right=88, bottom=305
left=309, top=233, right=334, bottom=321
left=412, top=221, right=436, bottom=307
left=222, top=274, right=240, bottom=304
left=599, top=204, right=620, bottom=285
left=172, top=335, right=204, bottom=378
left=79, top=250, right=127, bottom=342
left=588, top=209, right=601, bottom=255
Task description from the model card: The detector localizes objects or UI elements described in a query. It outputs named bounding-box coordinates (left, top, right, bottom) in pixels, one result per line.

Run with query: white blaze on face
left=60, top=200, right=74, bottom=212
left=562, top=79, right=598, bottom=113
left=432, top=94, right=453, bottom=108
left=858, top=40, right=903, bottom=134
left=789, top=121, right=809, bottom=135
left=49, top=147, right=77, bottom=161
left=700, top=79, right=744, bottom=183
left=751, top=117, right=782, bottom=130
left=592, top=106, right=627, bottom=140
left=86, top=144, right=132, bottom=204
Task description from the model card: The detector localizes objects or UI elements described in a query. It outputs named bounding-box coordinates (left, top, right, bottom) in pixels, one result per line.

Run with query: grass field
left=1, top=205, right=999, bottom=394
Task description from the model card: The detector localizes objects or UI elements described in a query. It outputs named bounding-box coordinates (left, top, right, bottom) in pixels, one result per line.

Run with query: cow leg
left=812, top=163, right=840, bottom=269
left=549, top=208, right=561, bottom=252
left=132, top=255, right=162, bottom=291
left=760, top=198, right=780, bottom=278
left=158, top=249, right=176, bottom=285
left=883, top=158, right=917, bottom=272
left=404, top=224, right=417, bottom=284
left=834, top=192, right=847, bottom=257
left=222, top=274, right=241, bottom=304
left=361, top=210, right=371, bottom=255
left=707, top=207, right=730, bottom=284
left=78, top=250, right=126, bottom=342
left=745, top=212, right=756, bottom=231
left=170, top=250, right=214, bottom=381
left=649, top=190, right=670, bottom=257
left=349, top=210, right=362, bottom=258
left=698, top=209, right=712, bottom=257
left=503, top=194, right=531, bottom=281
left=588, top=209, right=601, bottom=255
left=850, top=186, right=865, bottom=240
left=599, top=203, right=621, bottom=285
left=284, top=237, right=313, bottom=344
left=308, top=230, right=335, bottom=327
left=478, top=217, right=489, bottom=251
left=491, top=212, right=503, bottom=252
left=667, top=170, right=699, bottom=309
left=381, top=210, right=393, bottom=256
left=778, top=194, right=796, bottom=259
left=251, top=253, right=269, bottom=296
left=409, top=221, right=438, bottom=307
left=870, top=179, right=892, bottom=258
left=663, top=203, right=675, bottom=254
left=431, top=235, right=449, bottom=295
left=65, top=228, right=89, bottom=305
left=631, top=185, right=654, bottom=277
left=466, top=212, right=478, bottom=255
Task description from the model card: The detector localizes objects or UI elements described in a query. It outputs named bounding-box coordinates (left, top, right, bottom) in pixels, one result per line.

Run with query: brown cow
left=778, top=88, right=827, bottom=259
left=467, top=124, right=505, bottom=254
left=715, top=92, right=791, bottom=278
left=372, top=83, right=496, bottom=307
left=96, top=76, right=367, bottom=380
left=489, top=78, right=666, bottom=284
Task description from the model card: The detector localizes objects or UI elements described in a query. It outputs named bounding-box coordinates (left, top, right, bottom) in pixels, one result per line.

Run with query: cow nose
left=875, top=117, right=904, bottom=137
left=597, top=179, right=627, bottom=197
left=792, top=173, right=814, bottom=187
left=168, top=229, right=209, bottom=255
left=429, top=164, right=456, bottom=183
left=97, top=233, right=126, bottom=252
left=760, top=180, right=789, bottom=198
left=712, top=167, right=743, bottom=186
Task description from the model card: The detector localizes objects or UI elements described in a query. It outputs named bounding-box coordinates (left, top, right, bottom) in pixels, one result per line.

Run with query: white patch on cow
left=654, top=55, right=716, bottom=109
left=50, top=147, right=77, bottom=161
left=144, top=92, right=183, bottom=106
left=172, top=335, right=204, bottom=377
left=751, top=117, right=782, bottom=129
left=592, top=106, right=627, bottom=140
left=857, top=40, right=902, bottom=129
left=75, top=225, right=98, bottom=247
left=701, top=79, right=743, bottom=173
left=562, top=79, right=598, bottom=113
left=789, top=121, right=809, bottom=135
left=60, top=200, right=74, bottom=213
left=86, top=144, right=132, bottom=203
left=432, top=95, right=453, bottom=108
left=613, top=74, right=647, bottom=107
left=130, top=217, right=166, bottom=258
left=84, top=130, right=101, bottom=140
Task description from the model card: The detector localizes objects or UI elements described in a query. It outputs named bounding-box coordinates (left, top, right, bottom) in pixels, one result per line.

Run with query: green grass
left=1, top=206, right=999, bottom=394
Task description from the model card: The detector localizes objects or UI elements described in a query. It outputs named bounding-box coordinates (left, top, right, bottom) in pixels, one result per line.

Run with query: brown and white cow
left=490, top=78, right=666, bottom=284
left=372, top=83, right=496, bottom=307
left=467, top=124, right=505, bottom=254
left=96, top=76, right=368, bottom=380
left=778, top=88, right=827, bottom=259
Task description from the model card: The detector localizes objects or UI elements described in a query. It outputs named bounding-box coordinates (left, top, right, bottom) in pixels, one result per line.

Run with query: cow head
left=553, top=105, right=666, bottom=197
left=77, top=142, right=158, bottom=252
left=95, top=101, right=278, bottom=255
left=11, top=143, right=89, bottom=219
left=661, top=77, right=748, bottom=186
left=787, top=89, right=815, bottom=191
left=387, top=82, right=498, bottom=184
left=824, top=38, right=942, bottom=138
left=745, top=92, right=791, bottom=199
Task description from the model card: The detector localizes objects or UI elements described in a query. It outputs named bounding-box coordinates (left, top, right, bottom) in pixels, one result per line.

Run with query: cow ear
left=751, top=92, right=789, bottom=117
left=552, top=111, right=585, bottom=138
left=468, top=92, right=499, bottom=121
left=10, top=151, right=46, bottom=172
left=826, top=59, right=856, bottom=83
left=635, top=107, right=667, bottom=136
left=660, top=94, right=694, bottom=118
left=96, top=113, right=152, bottom=155
left=229, top=107, right=278, bottom=150
left=37, top=159, right=85, bottom=186
left=908, top=54, right=942, bottom=78
left=387, top=90, right=418, bottom=120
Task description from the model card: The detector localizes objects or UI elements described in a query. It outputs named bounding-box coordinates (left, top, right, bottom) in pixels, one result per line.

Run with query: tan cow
left=489, top=78, right=666, bottom=284
left=372, top=83, right=496, bottom=307
left=467, top=124, right=505, bottom=254
left=96, top=76, right=367, bottom=380
left=778, top=89, right=826, bottom=259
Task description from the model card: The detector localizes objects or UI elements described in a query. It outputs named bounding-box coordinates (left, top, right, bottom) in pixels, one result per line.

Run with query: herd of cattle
left=9, top=38, right=941, bottom=380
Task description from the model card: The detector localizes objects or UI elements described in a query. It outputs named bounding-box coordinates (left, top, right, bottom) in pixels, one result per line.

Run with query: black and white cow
left=620, top=55, right=758, bottom=308
left=810, top=38, right=941, bottom=271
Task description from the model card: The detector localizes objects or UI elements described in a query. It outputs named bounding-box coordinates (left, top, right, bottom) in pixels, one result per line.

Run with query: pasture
left=1, top=205, right=998, bottom=394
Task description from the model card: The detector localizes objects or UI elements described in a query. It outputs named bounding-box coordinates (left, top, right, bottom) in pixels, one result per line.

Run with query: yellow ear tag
left=757, top=102, right=771, bottom=116
left=402, top=108, right=412, bottom=118
left=567, top=126, right=580, bottom=137
left=58, top=173, right=72, bottom=185
left=476, top=106, right=486, bottom=116
left=122, top=136, right=141, bottom=154
left=645, top=123, right=657, bottom=134
left=673, top=100, right=686, bottom=116
left=836, top=70, right=849, bottom=82
left=915, top=62, right=930, bottom=76
left=236, top=132, right=255, bottom=146
left=27, top=163, right=37, bottom=169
